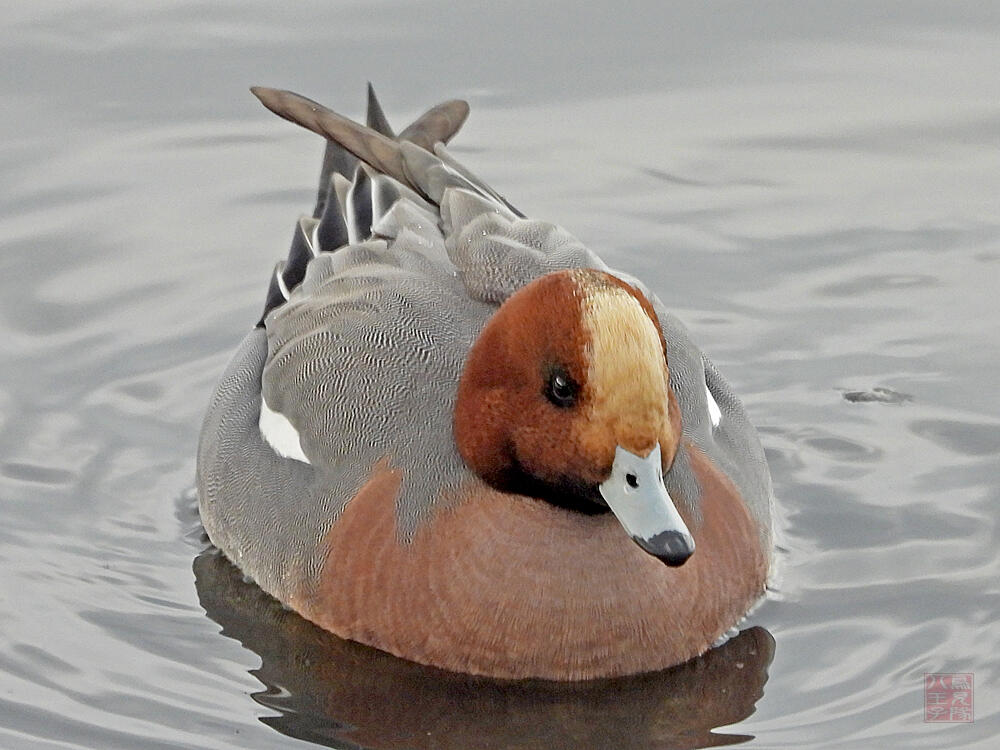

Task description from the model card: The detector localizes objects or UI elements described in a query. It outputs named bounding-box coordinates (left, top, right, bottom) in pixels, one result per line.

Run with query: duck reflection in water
left=194, top=549, right=775, bottom=750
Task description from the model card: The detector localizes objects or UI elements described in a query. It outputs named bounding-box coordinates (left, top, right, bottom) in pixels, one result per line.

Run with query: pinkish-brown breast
left=294, top=444, right=768, bottom=680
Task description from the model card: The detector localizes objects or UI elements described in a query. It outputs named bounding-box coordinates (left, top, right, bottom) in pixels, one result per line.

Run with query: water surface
left=1, top=2, right=998, bottom=748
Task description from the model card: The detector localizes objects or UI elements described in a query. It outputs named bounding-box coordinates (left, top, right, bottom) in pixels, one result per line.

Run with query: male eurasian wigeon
left=197, top=86, right=775, bottom=680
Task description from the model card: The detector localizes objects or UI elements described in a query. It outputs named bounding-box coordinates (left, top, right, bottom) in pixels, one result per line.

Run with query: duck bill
left=599, top=444, right=695, bottom=567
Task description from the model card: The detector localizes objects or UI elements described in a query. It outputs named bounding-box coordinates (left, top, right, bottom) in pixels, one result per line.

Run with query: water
left=1, top=2, right=998, bottom=747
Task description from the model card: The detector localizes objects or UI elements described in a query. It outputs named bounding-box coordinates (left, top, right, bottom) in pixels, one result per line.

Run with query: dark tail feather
left=313, top=83, right=393, bottom=218
left=346, top=164, right=373, bottom=242
left=258, top=262, right=288, bottom=327
left=283, top=217, right=318, bottom=289
left=313, top=142, right=357, bottom=219
left=366, top=83, right=395, bottom=138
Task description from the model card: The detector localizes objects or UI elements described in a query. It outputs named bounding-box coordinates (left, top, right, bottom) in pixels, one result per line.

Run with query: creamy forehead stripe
left=577, top=281, right=668, bottom=439
left=259, top=397, right=311, bottom=464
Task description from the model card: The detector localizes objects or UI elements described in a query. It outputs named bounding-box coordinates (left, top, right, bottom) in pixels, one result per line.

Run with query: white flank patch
left=259, top=397, right=310, bottom=464
left=705, top=384, right=722, bottom=428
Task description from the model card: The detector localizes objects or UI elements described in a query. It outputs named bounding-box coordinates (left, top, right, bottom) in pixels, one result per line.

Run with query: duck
left=197, top=85, right=775, bottom=681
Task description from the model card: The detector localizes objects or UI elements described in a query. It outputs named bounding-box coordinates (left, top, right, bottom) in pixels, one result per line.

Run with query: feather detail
left=366, top=83, right=395, bottom=138
left=252, top=86, right=416, bottom=192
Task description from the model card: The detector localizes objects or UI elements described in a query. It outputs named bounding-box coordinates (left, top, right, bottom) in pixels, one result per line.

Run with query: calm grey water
left=1, top=2, right=998, bottom=748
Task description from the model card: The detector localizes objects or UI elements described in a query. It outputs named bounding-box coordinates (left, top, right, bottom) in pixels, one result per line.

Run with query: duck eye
left=546, top=369, right=578, bottom=408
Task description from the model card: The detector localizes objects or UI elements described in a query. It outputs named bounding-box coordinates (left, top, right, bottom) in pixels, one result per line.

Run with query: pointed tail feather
left=252, top=86, right=416, bottom=192
left=366, top=83, right=395, bottom=138
left=252, top=86, right=471, bottom=198
left=398, top=99, right=469, bottom=152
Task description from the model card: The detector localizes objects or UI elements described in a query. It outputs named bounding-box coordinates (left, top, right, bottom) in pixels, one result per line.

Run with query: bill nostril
left=625, top=473, right=638, bottom=488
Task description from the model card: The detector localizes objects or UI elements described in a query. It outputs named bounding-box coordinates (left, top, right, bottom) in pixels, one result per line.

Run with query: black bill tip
left=633, top=530, right=695, bottom=567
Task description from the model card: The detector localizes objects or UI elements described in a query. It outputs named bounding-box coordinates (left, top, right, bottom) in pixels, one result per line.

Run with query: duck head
left=454, top=268, right=695, bottom=566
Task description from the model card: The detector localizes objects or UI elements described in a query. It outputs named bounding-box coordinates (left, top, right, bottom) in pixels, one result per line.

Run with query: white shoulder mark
left=705, top=384, right=722, bottom=428
left=258, top=397, right=311, bottom=464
